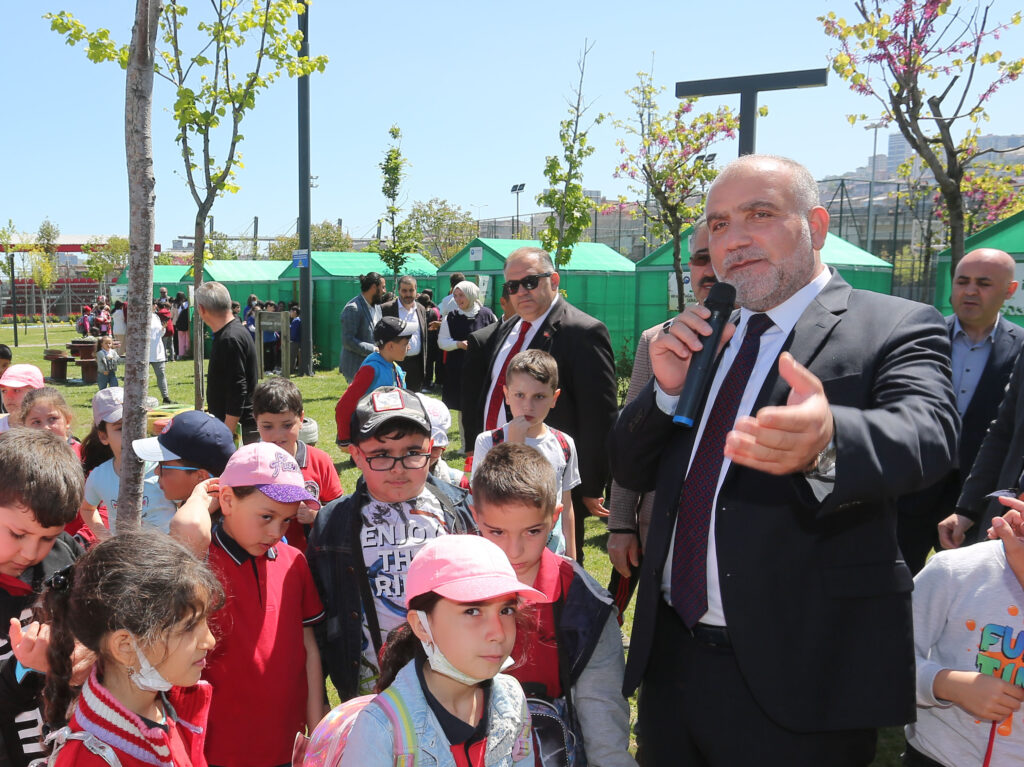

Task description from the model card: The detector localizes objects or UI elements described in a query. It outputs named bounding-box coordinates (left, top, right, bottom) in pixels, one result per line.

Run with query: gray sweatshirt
left=907, top=540, right=1024, bottom=766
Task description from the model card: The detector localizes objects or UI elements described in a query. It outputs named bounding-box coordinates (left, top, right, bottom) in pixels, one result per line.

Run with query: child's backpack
left=490, top=427, right=571, bottom=463
left=46, top=728, right=123, bottom=766
left=296, top=689, right=414, bottom=767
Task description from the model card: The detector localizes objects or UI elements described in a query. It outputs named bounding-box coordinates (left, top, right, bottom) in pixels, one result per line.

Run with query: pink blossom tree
left=821, top=1, right=1024, bottom=272
left=613, top=71, right=738, bottom=313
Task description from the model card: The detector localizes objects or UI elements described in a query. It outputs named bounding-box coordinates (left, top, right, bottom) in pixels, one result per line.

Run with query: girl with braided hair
left=41, top=532, right=223, bottom=767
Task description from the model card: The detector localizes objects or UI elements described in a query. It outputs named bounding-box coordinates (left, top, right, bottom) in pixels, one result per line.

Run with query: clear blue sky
left=2, top=1, right=1022, bottom=250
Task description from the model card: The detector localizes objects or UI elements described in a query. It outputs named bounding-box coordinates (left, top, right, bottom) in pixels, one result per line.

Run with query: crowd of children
left=6, top=308, right=1024, bottom=767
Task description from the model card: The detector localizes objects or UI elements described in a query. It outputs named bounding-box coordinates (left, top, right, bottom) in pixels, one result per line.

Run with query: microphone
left=673, top=282, right=736, bottom=427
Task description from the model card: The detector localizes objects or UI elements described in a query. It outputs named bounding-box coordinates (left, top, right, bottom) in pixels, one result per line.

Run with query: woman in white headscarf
left=438, top=280, right=497, bottom=443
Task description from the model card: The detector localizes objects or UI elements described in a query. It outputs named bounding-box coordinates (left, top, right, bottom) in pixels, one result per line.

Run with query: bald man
left=933, top=248, right=1024, bottom=552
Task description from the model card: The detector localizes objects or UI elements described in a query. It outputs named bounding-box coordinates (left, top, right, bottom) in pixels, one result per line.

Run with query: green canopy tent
left=278, top=251, right=438, bottom=368
left=115, top=264, right=191, bottom=300
left=437, top=238, right=637, bottom=357
left=934, top=210, right=1024, bottom=325
left=184, top=260, right=295, bottom=307
left=635, top=231, right=893, bottom=340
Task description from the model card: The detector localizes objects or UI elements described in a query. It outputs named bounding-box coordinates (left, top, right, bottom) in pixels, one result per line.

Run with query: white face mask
left=128, top=637, right=174, bottom=693
left=416, top=610, right=513, bottom=686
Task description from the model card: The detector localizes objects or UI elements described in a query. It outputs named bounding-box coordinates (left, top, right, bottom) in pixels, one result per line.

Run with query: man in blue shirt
left=913, top=248, right=1022, bottom=564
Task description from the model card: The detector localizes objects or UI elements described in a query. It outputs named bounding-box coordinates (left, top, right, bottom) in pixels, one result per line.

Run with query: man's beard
left=721, top=236, right=814, bottom=311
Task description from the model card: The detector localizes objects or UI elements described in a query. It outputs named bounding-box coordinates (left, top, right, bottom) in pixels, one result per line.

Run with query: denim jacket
left=307, top=476, right=476, bottom=700
left=339, top=661, right=533, bottom=767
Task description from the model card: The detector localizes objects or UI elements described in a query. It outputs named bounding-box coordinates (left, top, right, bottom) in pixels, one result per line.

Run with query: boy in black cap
left=334, top=316, right=414, bottom=446
left=132, top=410, right=236, bottom=554
left=309, top=386, right=475, bottom=699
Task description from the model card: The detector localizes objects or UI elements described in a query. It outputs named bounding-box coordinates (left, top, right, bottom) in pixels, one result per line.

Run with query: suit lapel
left=528, top=299, right=565, bottom=352
left=755, top=272, right=848, bottom=413
left=963, top=318, right=1017, bottom=422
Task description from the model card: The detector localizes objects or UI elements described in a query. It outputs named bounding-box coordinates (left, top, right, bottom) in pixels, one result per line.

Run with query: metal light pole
left=297, top=1, right=313, bottom=375
left=864, top=122, right=885, bottom=254
left=510, top=183, right=525, bottom=236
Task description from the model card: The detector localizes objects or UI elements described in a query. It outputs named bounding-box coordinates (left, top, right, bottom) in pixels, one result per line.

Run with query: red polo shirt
left=284, top=440, right=344, bottom=553
left=508, top=548, right=573, bottom=698
left=204, top=524, right=325, bottom=767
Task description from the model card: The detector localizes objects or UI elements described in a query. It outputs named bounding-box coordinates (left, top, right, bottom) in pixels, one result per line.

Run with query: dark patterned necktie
left=484, top=320, right=532, bottom=431
left=671, top=313, right=774, bottom=627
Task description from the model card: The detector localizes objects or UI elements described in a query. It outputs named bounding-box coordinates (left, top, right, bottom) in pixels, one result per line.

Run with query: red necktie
left=671, top=313, right=773, bottom=628
left=484, top=320, right=533, bottom=431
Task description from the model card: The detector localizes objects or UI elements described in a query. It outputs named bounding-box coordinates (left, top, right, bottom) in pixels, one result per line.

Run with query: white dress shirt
left=398, top=301, right=422, bottom=356
left=657, top=267, right=832, bottom=626
left=483, top=294, right=560, bottom=430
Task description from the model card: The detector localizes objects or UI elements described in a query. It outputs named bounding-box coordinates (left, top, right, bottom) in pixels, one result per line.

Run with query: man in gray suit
left=937, top=249, right=1024, bottom=548
left=339, top=272, right=385, bottom=381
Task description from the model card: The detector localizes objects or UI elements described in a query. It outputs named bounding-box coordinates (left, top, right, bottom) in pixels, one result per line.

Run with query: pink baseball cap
left=405, top=535, right=545, bottom=608
left=219, top=442, right=321, bottom=509
left=0, top=364, right=44, bottom=390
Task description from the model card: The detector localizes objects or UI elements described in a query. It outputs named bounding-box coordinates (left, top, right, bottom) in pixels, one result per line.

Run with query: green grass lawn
left=2, top=323, right=904, bottom=765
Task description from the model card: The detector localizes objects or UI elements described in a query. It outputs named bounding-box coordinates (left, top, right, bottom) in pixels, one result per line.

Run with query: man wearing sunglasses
left=463, top=246, right=617, bottom=562
left=687, top=217, right=718, bottom=306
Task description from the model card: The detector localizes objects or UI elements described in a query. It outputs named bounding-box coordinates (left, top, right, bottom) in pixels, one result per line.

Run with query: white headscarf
left=453, top=280, right=481, bottom=318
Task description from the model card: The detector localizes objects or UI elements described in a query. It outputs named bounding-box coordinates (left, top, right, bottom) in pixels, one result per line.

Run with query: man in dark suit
left=901, top=249, right=1020, bottom=562
left=939, top=252, right=1024, bottom=547
left=611, top=155, right=958, bottom=765
left=339, top=272, right=384, bottom=381
left=463, top=246, right=618, bottom=560
left=382, top=275, right=428, bottom=392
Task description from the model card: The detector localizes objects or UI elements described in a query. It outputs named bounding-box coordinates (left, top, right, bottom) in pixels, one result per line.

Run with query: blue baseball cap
left=133, top=410, right=236, bottom=475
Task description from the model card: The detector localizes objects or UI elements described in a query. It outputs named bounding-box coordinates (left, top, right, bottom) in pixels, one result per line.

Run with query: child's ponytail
left=375, top=593, right=440, bottom=692
left=41, top=568, right=77, bottom=727
left=80, top=423, right=113, bottom=473
left=39, top=532, right=223, bottom=726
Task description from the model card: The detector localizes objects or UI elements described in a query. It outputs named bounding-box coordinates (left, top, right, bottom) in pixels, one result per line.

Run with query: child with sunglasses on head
left=338, top=534, right=540, bottom=766
left=40, top=532, right=222, bottom=767
left=308, top=387, right=475, bottom=702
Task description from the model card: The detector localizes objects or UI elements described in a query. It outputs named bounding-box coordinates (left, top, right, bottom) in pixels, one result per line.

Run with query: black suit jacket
left=950, top=315, right=1023, bottom=478
left=610, top=272, right=958, bottom=731
left=958, top=320, right=1024, bottom=538
left=900, top=316, right=1023, bottom=522
left=382, top=299, right=427, bottom=377
left=463, top=299, right=618, bottom=497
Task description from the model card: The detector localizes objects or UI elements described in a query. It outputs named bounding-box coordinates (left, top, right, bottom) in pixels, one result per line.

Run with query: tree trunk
left=41, top=300, right=49, bottom=348
left=192, top=213, right=207, bottom=410
left=117, top=0, right=161, bottom=529
left=944, top=187, right=967, bottom=280
left=671, top=233, right=685, bottom=314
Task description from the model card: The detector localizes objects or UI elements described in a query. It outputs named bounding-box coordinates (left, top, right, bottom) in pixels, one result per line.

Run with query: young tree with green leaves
left=32, top=219, right=62, bottom=347
left=83, top=235, right=131, bottom=283
left=206, top=231, right=242, bottom=260
left=613, top=72, right=739, bottom=312
left=378, top=124, right=420, bottom=282
left=267, top=219, right=353, bottom=259
left=402, top=199, right=476, bottom=265
left=49, top=1, right=329, bottom=408
left=536, top=40, right=604, bottom=267
left=821, top=1, right=1024, bottom=273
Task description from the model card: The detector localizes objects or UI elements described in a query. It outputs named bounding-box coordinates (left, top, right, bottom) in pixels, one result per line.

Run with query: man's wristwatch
left=805, top=436, right=837, bottom=478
